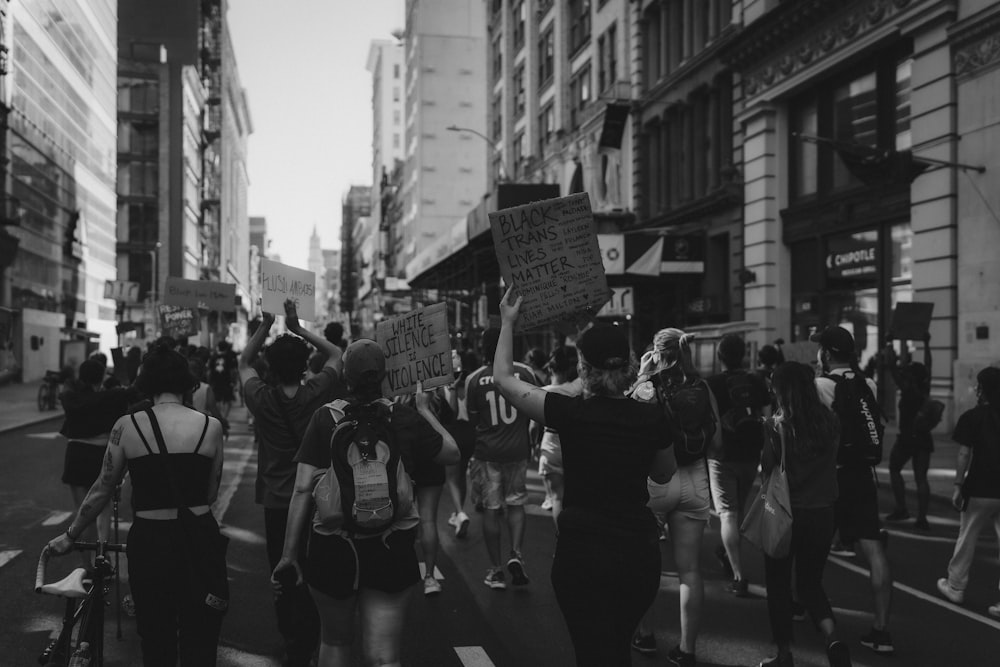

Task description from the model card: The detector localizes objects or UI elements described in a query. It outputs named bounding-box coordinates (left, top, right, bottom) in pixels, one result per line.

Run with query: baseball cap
left=810, top=326, right=855, bottom=355
left=577, top=324, right=630, bottom=370
left=342, top=339, right=386, bottom=387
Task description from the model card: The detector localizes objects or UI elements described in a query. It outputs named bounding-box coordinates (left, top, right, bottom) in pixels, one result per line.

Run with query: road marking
left=454, top=646, right=497, bottom=667
left=829, top=556, right=1000, bottom=631
left=26, top=432, right=63, bottom=440
left=41, top=510, right=73, bottom=526
left=0, top=549, right=22, bottom=568
left=211, top=435, right=255, bottom=523
left=883, top=529, right=957, bottom=545
left=418, top=563, right=444, bottom=580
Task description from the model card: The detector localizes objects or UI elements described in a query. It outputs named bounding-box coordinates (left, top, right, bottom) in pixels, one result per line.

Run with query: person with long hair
left=537, top=345, right=582, bottom=528
left=491, top=287, right=675, bottom=667
left=272, top=340, right=459, bottom=667
left=630, top=327, right=717, bottom=666
left=757, top=361, right=851, bottom=667
left=936, top=366, right=1000, bottom=619
left=47, top=343, right=227, bottom=665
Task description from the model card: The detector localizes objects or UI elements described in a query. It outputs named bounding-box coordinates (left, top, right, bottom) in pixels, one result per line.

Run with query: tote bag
left=741, top=425, right=793, bottom=558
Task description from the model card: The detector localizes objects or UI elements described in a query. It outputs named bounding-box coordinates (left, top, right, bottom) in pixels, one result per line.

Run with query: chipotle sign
left=826, top=237, right=878, bottom=279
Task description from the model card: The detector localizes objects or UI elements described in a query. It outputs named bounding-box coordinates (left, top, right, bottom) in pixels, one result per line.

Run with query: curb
left=0, top=413, right=62, bottom=436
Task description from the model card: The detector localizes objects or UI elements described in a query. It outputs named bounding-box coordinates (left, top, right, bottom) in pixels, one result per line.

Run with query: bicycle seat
left=38, top=568, right=92, bottom=598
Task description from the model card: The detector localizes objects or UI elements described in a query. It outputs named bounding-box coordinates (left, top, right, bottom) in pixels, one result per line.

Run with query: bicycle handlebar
left=35, top=542, right=127, bottom=593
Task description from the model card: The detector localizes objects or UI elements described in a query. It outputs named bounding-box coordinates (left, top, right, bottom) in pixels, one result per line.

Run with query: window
left=513, top=64, right=526, bottom=119
left=894, top=58, right=913, bottom=150
left=393, top=64, right=400, bottom=79
left=492, top=93, right=503, bottom=139
left=492, top=36, right=503, bottom=80
left=393, top=110, right=401, bottom=125
left=513, top=131, right=525, bottom=177
left=512, top=1, right=526, bottom=51
left=393, top=133, right=400, bottom=149
left=393, top=87, right=400, bottom=102
left=538, top=27, right=555, bottom=88
left=118, top=77, right=158, bottom=113
left=117, top=162, right=158, bottom=197
left=598, top=23, right=617, bottom=92
left=539, top=103, right=555, bottom=154
left=569, top=0, right=592, bottom=55
left=569, top=64, right=591, bottom=129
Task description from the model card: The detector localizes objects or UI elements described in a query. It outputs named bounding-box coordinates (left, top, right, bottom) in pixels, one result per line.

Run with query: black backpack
left=653, top=372, right=717, bottom=466
left=718, top=370, right=765, bottom=452
left=827, top=372, right=885, bottom=466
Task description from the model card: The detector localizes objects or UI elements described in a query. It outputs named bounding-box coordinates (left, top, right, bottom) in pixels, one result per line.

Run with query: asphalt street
left=1, top=410, right=998, bottom=666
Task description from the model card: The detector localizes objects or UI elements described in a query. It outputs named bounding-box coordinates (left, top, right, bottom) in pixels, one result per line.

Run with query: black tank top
left=127, top=409, right=214, bottom=512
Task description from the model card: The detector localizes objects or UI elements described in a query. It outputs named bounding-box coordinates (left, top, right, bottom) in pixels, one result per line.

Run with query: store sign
left=825, top=238, right=878, bottom=279
left=597, top=287, right=633, bottom=318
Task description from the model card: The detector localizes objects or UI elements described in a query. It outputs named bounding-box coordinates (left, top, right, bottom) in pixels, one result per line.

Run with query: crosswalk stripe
left=0, top=549, right=22, bottom=568
left=454, top=646, right=497, bottom=667
left=41, top=510, right=73, bottom=526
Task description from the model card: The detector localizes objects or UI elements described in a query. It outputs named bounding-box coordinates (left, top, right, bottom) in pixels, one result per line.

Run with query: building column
left=682, top=0, right=693, bottom=62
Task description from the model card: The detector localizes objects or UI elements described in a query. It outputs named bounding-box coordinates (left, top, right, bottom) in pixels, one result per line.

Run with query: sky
left=227, top=0, right=405, bottom=269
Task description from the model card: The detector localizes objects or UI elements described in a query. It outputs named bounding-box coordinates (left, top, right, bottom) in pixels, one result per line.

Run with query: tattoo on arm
left=109, top=424, right=124, bottom=447
left=100, top=450, right=115, bottom=485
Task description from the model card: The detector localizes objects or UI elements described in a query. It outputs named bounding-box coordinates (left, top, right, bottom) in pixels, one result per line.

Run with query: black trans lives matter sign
left=489, top=192, right=611, bottom=331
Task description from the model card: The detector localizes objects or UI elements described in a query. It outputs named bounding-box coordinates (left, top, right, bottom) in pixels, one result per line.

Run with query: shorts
left=647, top=462, right=711, bottom=524
left=445, top=420, right=476, bottom=463
left=305, top=528, right=419, bottom=599
left=411, top=456, right=445, bottom=488
left=538, top=433, right=563, bottom=477
left=62, top=440, right=106, bottom=487
left=471, top=459, right=528, bottom=510
left=708, top=458, right=758, bottom=517
left=835, top=466, right=881, bottom=543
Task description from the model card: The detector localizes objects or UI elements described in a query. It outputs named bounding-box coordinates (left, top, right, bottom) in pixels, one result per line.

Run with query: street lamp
left=446, top=125, right=511, bottom=183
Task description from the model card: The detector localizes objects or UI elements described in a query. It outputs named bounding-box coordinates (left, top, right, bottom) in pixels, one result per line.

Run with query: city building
left=1, top=0, right=119, bottom=381
left=248, top=215, right=269, bottom=318
left=118, top=0, right=252, bottom=346
left=339, top=184, right=372, bottom=335
left=367, top=37, right=406, bottom=222
left=307, top=225, right=328, bottom=323
left=321, top=247, right=342, bottom=326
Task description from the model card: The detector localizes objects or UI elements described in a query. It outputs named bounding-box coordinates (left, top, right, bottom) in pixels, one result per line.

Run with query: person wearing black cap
left=813, top=325, right=894, bottom=656
left=492, top=287, right=675, bottom=667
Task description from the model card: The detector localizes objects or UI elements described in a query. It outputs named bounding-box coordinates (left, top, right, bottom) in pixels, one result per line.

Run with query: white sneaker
left=540, top=497, right=553, bottom=511
left=423, top=575, right=442, bottom=596
left=446, top=512, right=459, bottom=528
left=988, top=602, right=1000, bottom=618
left=454, top=511, right=470, bottom=538
left=936, top=578, right=964, bottom=604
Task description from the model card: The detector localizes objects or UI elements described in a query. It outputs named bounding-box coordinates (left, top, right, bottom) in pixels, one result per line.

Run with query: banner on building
left=376, top=302, right=453, bottom=398
left=159, top=305, right=200, bottom=339
left=489, top=192, right=611, bottom=331
left=260, top=258, right=317, bottom=321
left=163, top=277, right=236, bottom=312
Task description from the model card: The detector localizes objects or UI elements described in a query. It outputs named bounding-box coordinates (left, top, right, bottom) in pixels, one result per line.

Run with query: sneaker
left=454, top=511, right=470, bottom=538
left=936, top=578, right=964, bottom=604
left=540, top=496, right=553, bottom=511
left=630, top=631, right=657, bottom=655
left=825, top=640, right=852, bottom=667
left=860, top=628, right=894, bottom=656
left=759, top=653, right=794, bottom=667
left=715, top=545, right=734, bottom=579
left=884, top=508, right=911, bottom=522
left=484, top=568, right=506, bottom=590
left=667, top=645, right=696, bottom=667
left=914, top=517, right=930, bottom=531
left=726, top=578, right=749, bottom=597
left=988, top=602, right=1000, bottom=618
left=423, top=575, right=442, bottom=596
left=122, top=593, right=137, bottom=617
left=829, top=542, right=856, bottom=558
left=506, top=552, right=530, bottom=586
left=791, top=600, right=807, bottom=622
left=446, top=512, right=459, bottom=528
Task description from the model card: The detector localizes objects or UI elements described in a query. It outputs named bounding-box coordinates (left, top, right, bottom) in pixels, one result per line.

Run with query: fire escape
left=199, top=0, right=223, bottom=281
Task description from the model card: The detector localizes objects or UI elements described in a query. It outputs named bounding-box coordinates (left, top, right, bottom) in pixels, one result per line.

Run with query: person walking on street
left=813, top=326, right=894, bottom=656
left=465, top=327, right=539, bottom=590
left=491, top=288, right=675, bottom=667
left=443, top=349, right=475, bottom=539
left=240, top=300, right=346, bottom=667
left=706, top=334, right=771, bottom=596
left=936, top=366, right=1000, bottom=619
left=757, top=362, right=852, bottom=667
left=537, top=345, right=583, bottom=529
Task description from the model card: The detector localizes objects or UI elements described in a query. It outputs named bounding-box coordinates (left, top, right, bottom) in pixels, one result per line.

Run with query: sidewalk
left=0, top=380, right=62, bottom=434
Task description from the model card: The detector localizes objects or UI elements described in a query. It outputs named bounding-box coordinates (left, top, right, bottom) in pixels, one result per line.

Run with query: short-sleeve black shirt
left=706, top=369, right=770, bottom=461
left=544, top=393, right=668, bottom=536
left=952, top=405, right=1000, bottom=499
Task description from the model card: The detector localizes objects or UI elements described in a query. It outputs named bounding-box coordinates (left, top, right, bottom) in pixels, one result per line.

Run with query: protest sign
left=159, top=305, right=200, bottom=339
left=163, top=277, right=235, bottom=312
left=261, top=258, right=317, bottom=321
left=889, top=302, right=934, bottom=341
left=489, top=192, right=610, bottom=331
left=375, top=302, right=453, bottom=398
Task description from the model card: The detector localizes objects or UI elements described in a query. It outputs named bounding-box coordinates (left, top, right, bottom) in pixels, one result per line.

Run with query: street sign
left=597, top=286, right=634, bottom=318
left=104, top=280, right=140, bottom=304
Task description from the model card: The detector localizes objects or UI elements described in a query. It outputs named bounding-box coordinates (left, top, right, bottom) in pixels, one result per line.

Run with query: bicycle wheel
left=38, top=383, right=50, bottom=412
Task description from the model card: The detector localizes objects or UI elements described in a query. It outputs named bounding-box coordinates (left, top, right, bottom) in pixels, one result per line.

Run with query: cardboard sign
left=889, top=302, right=934, bottom=341
left=375, top=302, right=453, bottom=398
left=104, top=280, right=140, bottom=304
left=261, top=258, right=317, bottom=321
left=159, top=305, right=200, bottom=339
left=489, top=192, right=610, bottom=330
left=163, top=277, right=236, bottom=312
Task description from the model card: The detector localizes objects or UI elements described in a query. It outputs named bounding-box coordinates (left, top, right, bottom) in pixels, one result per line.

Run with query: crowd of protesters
left=38, top=288, right=1000, bottom=667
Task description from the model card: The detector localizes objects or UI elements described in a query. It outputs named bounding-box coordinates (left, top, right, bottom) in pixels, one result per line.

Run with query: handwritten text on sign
left=489, top=192, right=610, bottom=330
left=163, top=277, right=235, bottom=312
left=158, top=305, right=200, bottom=339
left=260, top=258, right=317, bottom=321
left=375, top=302, right=453, bottom=398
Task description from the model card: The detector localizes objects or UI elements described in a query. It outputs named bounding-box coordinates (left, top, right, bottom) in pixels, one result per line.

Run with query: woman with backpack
left=272, top=339, right=459, bottom=667
left=491, top=288, right=675, bottom=667
left=629, top=327, right=718, bottom=667
left=756, top=362, right=852, bottom=667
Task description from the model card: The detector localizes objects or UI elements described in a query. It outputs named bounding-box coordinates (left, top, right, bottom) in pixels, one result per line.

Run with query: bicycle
left=38, top=370, right=67, bottom=411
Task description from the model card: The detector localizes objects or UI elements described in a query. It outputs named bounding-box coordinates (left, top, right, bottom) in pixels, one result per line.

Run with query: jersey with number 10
left=465, top=362, right=539, bottom=463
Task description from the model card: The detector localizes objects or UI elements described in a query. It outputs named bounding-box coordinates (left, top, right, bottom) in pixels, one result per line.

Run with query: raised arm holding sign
left=261, top=258, right=317, bottom=321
